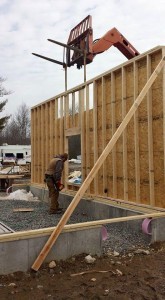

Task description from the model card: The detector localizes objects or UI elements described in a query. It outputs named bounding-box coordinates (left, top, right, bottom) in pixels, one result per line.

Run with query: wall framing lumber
left=133, top=60, right=140, bottom=203
left=93, top=80, right=99, bottom=195
left=111, top=71, right=117, bottom=197
left=147, top=55, right=155, bottom=206
left=65, top=127, right=81, bottom=136
left=72, top=92, right=76, bottom=127
left=49, top=100, right=54, bottom=159
left=31, top=46, right=165, bottom=208
left=45, top=103, right=49, bottom=171
left=59, top=97, right=64, bottom=153
left=162, top=48, right=165, bottom=187
left=80, top=88, right=85, bottom=182
left=122, top=67, right=128, bottom=200
left=41, top=105, right=45, bottom=182
left=85, top=84, right=91, bottom=194
left=101, top=77, right=107, bottom=195
left=54, top=100, right=58, bottom=154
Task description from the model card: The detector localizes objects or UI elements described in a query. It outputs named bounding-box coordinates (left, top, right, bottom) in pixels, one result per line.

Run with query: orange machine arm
left=66, top=15, right=139, bottom=69
left=91, top=27, right=139, bottom=59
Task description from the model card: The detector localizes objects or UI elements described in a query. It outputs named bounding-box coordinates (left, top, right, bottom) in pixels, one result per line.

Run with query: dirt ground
left=0, top=242, right=165, bottom=300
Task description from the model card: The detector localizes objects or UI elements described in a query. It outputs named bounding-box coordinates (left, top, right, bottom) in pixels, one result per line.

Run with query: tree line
left=0, top=77, right=30, bottom=145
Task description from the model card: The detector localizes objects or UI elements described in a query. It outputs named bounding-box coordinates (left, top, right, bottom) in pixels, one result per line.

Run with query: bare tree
left=2, top=117, right=19, bottom=144
left=14, top=103, right=31, bottom=144
left=0, top=77, right=11, bottom=131
left=1, top=103, right=31, bottom=145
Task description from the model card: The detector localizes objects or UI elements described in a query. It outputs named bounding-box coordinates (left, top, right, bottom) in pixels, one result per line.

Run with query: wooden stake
left=31, top=56, right=165, bottom=271
left=13, top=208, right=34, bottom=212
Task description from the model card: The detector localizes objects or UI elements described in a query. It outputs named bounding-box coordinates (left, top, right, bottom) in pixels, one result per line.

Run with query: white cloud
left=0, top=0, right=165, bottom=114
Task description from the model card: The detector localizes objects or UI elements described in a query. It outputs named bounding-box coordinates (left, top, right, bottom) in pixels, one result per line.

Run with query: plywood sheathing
left=31, top=46, right=165, bottom=208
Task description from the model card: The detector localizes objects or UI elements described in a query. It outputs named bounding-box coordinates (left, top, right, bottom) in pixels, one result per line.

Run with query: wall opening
left=68, top=134, right=81, bottom=185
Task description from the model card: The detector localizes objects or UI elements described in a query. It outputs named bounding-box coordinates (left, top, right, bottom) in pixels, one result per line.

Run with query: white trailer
left=0, top=144, right=31, bottom=165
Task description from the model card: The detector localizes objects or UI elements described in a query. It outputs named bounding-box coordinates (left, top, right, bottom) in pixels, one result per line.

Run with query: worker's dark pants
left=46, top=177, right=59, bottom=212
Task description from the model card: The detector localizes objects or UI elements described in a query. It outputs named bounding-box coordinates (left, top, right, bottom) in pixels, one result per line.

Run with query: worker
left=45, top=153, right=68, bottom=214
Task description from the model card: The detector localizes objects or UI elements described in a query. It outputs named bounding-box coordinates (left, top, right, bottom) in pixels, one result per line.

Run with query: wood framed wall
left=31, top=46, right=165, bottom=208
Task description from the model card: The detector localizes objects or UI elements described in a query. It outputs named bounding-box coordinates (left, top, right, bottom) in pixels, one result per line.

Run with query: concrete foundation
left=29, top=185, right=165, bottom=242
left=1, top=183, right=164, bottom=275
left=0, top=226, right=102, bottom=275
left=12, top=184, right=165, bottom=241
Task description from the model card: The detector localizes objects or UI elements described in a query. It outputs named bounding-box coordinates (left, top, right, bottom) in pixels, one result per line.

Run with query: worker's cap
left=60, top=153, right=68, bottom=161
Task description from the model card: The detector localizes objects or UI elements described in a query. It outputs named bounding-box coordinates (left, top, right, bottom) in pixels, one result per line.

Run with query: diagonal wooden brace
left=31, top=56, right=165, bottom=271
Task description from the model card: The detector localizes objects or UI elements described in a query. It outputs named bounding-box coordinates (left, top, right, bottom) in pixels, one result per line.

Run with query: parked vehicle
left=0, top=144, right=31, bottom=165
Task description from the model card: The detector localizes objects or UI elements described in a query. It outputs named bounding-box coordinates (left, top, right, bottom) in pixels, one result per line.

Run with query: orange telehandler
left=32, top=15, right=139, bottom=69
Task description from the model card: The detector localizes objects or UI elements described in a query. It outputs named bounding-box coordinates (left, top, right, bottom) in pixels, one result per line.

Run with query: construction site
left=0, top=15, right=165, bottom=300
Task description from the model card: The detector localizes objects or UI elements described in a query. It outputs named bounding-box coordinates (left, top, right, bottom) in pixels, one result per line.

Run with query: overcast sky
left=0, top=0, right=165, bottom=115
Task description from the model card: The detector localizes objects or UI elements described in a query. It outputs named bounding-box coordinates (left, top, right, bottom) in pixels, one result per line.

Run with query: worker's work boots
left=49, top=207, right=63, bottom=214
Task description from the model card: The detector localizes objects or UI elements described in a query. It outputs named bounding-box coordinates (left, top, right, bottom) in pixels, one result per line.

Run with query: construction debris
left=13, top=208, right=34, bottom=212
left=0, top=164, right=30, bottom=175
left=49, top=261, right=56, bottom=269
left=70, top=269, right=112, bottom=277
left=68, top=170, right=82, bottom=184
left=3, top=189, right=39, bottom=201
left=85, top=255, right=96, bottom=264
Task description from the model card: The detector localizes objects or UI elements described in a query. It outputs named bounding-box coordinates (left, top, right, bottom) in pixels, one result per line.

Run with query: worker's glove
left=55, top=181, right=64, bottom=191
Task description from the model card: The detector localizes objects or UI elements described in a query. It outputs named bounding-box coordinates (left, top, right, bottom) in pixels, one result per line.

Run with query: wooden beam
left=13, top=208, right=34, bottom=212
left=54, top=100, right=58, bottom=154
left=93, top=81, right=98, bottom=195
left=122, top=67, right=128, bottom=200
left=0, top=175, right=24, bottom=179
left=85, top=85, right=90, bottom=194
left=111, top=72, right=117, bottom=197
left=68, top=212, right=165, bottom=227
left=1, top=212, right=165, bottom=243
left=65, top=127, right=81, bottom=137
left=34, top=108, right=37, bottom=182
left=133, top=61, right=140, bottom=202
left=96, top=195, right=165, bottom=212
left=31, top=56, right=165, bottom=271
left=60, top=96, right=64, bottom=153
left=41, top=105, right=45, bottom=182
left=0, top=223, right=101, bottom=242
left=72, top=92, right=75, bottom=127
left=64, top=94, right=69, bottom=186
left=31, top=109, right=34, bottom=183
left=163, top=49, right=165, bottom=188
left=80, top=88, right=85, bottom=182
left=45, top=103, right=49, bottom=168
left=48, top=103, right=51, bottom=161
left=147, top=55, right=155, bottom=206
left=36, top=107, right=40, bottom=183
left=50, top=100, right=55, bottom=159
left=101, top=76, right=107, bottom=194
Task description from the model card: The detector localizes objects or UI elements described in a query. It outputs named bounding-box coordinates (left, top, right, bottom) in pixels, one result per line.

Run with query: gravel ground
left=103, top=223, right=151, bottom=254
left=0, top=195, right=151, bottom=255
left=0, top=199, right=96, bottom=230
